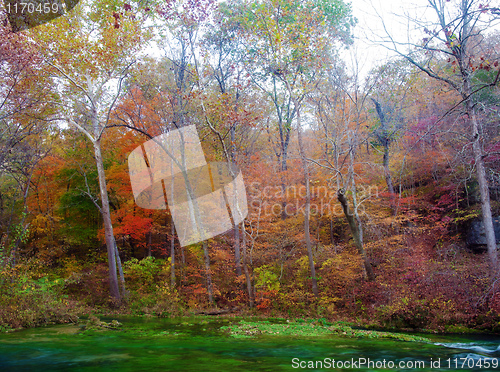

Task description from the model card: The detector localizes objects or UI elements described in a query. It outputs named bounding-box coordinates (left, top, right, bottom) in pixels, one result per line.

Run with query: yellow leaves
left=318, top=295, right=341, bottom=313
left=254, top=264, right=281, bottom=291
left=30, top=215, right=60, bottom=238
left=242, top=0, right=335, bottom=75
left=295, top=255, right=311, bottom=271
left=27, top=1, right=148, bottom=85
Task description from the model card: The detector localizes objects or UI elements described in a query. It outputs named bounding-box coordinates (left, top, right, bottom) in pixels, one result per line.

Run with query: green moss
left=82, top=315, right=122, bottom=332
left=221, top=319, right=430, bottom=342
left=444, top=324, right=479, bottom=334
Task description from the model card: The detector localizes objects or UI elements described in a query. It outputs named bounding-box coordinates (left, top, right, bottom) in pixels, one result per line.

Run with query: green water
left=0, top=317, right=499, bottom=371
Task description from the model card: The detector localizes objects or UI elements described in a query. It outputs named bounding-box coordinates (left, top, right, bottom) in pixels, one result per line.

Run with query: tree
left=311, top=58, right=377, bottom=282
left=233, top=0, right=355, bottom=296
left=202, top=4, right=261, bottom=302
left=367, top=59, right=416, bottom=213
left=233, top=0, right=354, bottom=219
left=125, top=0, right=219, bottom=305
left=29, top=0, right=151, bottom=301
left=0, top=19, right=55, bottom=267
left=380, top=0, right=500, bottom=271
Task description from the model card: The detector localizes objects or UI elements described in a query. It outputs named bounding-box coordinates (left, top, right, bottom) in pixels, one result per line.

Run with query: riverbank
left=2, top=262, right=499, bottom=335
left=2, top=296, right=496, bottom=338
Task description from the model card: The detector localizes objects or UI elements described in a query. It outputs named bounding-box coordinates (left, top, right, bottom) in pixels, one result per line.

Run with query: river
left=0, top=317, right=498, bottom=371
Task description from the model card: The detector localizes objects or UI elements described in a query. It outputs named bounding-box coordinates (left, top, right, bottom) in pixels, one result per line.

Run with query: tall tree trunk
left=231, top=125, right=242, bottom=276
left=241, top=222, right=254, bottom=308
left=94, top=140, right=120, bottom=302
left=180, top=243, right=185, bottom=286
left=169, top=161, right=176, bottom=288
left=330, top=219, right=335, bottom=245
left=9, top=169, right=33, bottom=268
left=459, top=0, right=497, bottom=271
left=115, top=240, right=126, bottom=297
left=295, top=104, right=319, bottom=297
left=233, top=224, right=242, bottom=276
left=203, top=240, right=214, bottom=304
left=170, top=214, right=176, bottom=288
left=372, top=99, right=395, bottom=212
left=337, top=189, right=375, bottom=281
left=470, top=108, right=497, bottom=270
left=178, top=129, right=214, bottom=304
left=382, top=146, right=395, bottom=196
left=146, top=231, right=152, bottom=257
left=280, top=154, right=288, bottom=220
left=278, top=115, right=291, bottom=220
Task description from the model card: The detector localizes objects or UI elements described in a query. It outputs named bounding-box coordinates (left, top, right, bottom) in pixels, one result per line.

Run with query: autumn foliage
left=0, top=0, right=500, bottom=332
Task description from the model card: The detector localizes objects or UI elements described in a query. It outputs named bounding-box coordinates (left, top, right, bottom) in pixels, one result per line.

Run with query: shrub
left=0, top=269, right=82, bottom=331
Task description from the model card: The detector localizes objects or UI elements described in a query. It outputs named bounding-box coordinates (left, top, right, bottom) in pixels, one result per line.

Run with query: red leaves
left=478, top=3, right=490, bottom=14
left=113, top=12, right=120, bottom=29
left=157, top=0, right=216, bottom=26
left=461, top=56, right=500, bottom=73
left=116, top=214, right=152, bottom=242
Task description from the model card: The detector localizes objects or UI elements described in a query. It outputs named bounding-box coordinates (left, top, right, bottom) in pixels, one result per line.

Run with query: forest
left=1, top=0, right=500, bottom=336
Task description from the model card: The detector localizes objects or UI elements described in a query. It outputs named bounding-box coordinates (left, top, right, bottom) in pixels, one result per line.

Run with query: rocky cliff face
left=466, top=217, right=500, bottom=252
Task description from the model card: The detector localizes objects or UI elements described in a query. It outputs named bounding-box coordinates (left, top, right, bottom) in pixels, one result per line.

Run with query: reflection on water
left=0, top=317, right=499, bottom=371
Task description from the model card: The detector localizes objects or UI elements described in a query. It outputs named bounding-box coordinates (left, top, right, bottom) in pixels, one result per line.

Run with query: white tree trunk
left=295, top=103, right=319, bottom=297
left=470, top=111, right=498, bottom=270
left=93, top=140, right=120, bottom=301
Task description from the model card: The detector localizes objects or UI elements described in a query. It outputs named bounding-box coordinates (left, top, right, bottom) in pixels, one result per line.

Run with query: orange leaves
left=106, top=162, right=133, bottom=195
left=111, top=86, right=165, bottom=138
